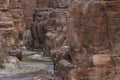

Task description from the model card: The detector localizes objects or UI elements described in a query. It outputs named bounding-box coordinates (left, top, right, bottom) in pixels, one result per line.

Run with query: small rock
left=39, top=52, right=44, bottom=56
left=5, top=56, right=19, bottom=64
left=59, top=60, right=73, bottom=68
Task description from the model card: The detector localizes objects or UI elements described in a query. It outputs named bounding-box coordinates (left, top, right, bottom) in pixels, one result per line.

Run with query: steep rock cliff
left=0, top=0, right=35, bottom=48
left=31, top=0, right=71, bottom=50
left=53, top=0, right=120, bottom=80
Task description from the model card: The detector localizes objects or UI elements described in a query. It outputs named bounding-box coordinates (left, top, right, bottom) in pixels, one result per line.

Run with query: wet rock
left=59, top=60, right=73, bottom=68
left=39, top=52, right=44, bottom=56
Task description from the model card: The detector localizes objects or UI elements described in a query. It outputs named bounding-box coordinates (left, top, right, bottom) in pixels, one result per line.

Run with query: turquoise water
left=0, top=77, right=31, bottom=80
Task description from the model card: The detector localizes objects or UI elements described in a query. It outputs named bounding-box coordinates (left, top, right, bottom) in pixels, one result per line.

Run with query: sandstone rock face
left=21, top=0, right=37, bottom=27
left=0, top=0, right=25, bottom=48
left=34, top=0, right=120, bottom=80
left=33, top=0, right=120, bottom=80
left=0, top=0, right=15, bottom=47
left=31, top=0, right=70, bottom=50
left=64, top=0, right=120, bottom=80
left=1, top=0, right=120, bottom=80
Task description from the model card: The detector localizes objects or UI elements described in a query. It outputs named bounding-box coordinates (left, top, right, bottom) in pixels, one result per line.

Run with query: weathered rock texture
left=21, top=0, right=37, bottom=27
left=1, top=0, right=120, bottom=80
left=31, top=0, right=71, bottom=50
left=0, top=0, right=14, bottom=47
left=0, top=0, right=25, bottom=48
left=32, top=0, right=120, bottom=80
left=52, top=0, right=120, bottom=80
left=10, top=0, right=25, bottom=48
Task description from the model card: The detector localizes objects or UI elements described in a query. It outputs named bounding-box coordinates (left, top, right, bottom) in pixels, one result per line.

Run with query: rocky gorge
left=0, top=0, right=120, bottom=80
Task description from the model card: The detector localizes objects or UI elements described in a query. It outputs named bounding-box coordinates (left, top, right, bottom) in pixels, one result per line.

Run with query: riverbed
left=0, top=50, right=54, bottom=80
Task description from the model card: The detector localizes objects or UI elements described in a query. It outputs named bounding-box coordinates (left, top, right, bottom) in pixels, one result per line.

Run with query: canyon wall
left=30, top=0, right=120, bottom=79
left=0, top=0, right=26, bottom=64
left=0, top=0, right=36, bottom=48
left=21, top=0, right=37, bottom=28
left=0, top=0, right=25, bottom=48
left=52, top=0, right=120, bottom=80
left=0, top=0, right=120, bottom=80
left=31, top=0, right=71, bottom=50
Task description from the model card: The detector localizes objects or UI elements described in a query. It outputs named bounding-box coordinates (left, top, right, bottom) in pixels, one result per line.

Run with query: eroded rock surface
left=0, top=0, right=120, bottom=80
left=64, top=0, right=120, bottom=80
left=31, top=0, right=120, bottom=80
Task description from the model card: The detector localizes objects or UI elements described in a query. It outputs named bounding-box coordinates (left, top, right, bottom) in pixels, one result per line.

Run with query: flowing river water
left=0, top=50, right=54, bottom=80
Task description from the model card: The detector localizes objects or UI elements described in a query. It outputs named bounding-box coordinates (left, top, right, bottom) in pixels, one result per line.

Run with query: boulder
left=8, top=50, right=23, bottom=60
left=59, top=60, right=73, bottom=68
left=93, top=54, right=111, bottom=66
left=6, top=56, right=19, bottom=64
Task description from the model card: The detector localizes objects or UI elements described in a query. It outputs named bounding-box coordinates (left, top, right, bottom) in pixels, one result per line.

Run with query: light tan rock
left=93, top=54, right=111, bottom=66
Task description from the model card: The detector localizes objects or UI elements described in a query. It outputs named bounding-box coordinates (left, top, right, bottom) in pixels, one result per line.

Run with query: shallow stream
left=0, top=50, right=54, bottom=80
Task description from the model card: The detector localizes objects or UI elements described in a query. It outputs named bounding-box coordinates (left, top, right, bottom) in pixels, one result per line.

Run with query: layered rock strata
left=0, top=0, right=25, bottom=48
left=31, top=0, right=71, bottom=50
left=52, top=0, right=120, bottom=80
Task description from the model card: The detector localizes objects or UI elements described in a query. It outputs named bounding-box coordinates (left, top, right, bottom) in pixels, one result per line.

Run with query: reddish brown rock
left=1, top=0, right=120, bottom=80
left=62, top=1, right=120, bottom=80
left=21, top=0, right=37, bottom=27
